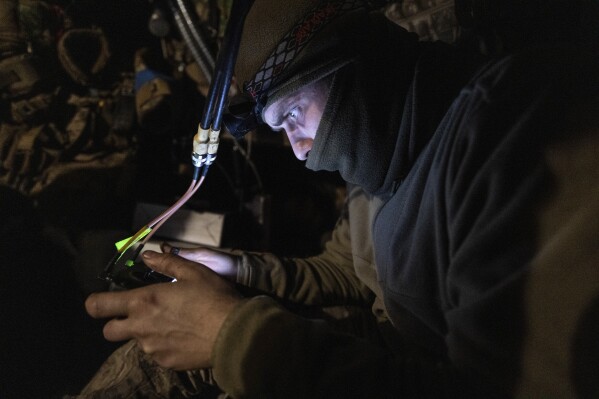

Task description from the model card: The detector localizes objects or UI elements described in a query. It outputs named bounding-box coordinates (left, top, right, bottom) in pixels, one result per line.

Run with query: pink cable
left=147, top=178, right=198, bottom=228
left=141, top=175, right=206, bottom=245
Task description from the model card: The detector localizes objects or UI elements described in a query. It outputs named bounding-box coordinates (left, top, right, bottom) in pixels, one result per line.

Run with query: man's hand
left=85, top=250, right=243, bottom=370
left=161, top=243, right=239, bottom=280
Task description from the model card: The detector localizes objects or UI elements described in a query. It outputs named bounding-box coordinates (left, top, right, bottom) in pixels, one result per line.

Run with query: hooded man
left=78, top=0, right=599, bottom=398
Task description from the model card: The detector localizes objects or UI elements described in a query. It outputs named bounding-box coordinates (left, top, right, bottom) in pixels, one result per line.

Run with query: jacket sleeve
left=235, top=202, right=374, bottom=307
left=212, top=296, right=457, bottom=399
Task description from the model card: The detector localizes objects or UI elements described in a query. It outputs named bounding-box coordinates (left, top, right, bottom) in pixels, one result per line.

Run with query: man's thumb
left=141, top=250, right=187, bottom=280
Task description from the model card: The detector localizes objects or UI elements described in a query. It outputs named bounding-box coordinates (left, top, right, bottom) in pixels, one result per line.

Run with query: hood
left=303, top=11, right=420, bottom=194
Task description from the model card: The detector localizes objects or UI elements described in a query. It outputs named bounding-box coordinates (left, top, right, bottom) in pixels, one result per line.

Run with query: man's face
left=262, top=79, right=330, bottom=160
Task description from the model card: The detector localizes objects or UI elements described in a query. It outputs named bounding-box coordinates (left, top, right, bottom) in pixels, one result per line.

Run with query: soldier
left=77, top=0, right=599, bottom=398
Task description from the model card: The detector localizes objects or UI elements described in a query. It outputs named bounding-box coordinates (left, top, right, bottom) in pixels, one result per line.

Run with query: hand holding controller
left=99, top=243, right=174, bottom=291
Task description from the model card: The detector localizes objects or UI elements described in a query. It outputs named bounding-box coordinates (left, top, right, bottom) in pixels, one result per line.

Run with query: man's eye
left=287, top=106, right=299, bottom=119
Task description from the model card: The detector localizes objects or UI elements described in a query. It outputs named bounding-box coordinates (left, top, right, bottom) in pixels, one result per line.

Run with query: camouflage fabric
left=0, top=79, right=136, bottom=196
left=64, top=340, right=229, bottom=399
left=68, top=304, right=387, bottom=398
left=0, top=0, right=135, bottom=197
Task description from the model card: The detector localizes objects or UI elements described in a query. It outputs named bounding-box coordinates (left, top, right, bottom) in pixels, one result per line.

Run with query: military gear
left=0, top=77, right=136, bottom=196
left=0, top=53, right=41, bottom=98
left=65, top=340, right=228, bottom=399
left=10, top=90, right=54, bottom=123
left=57, top=28, right=111, bottom=86
left=0, top=123, right=61, bottom=194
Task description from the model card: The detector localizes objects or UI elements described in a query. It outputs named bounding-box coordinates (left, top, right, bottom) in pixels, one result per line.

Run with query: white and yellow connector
left=192, top=125, right=220, bottom=167
left=206, top=128, right=220, bottom=166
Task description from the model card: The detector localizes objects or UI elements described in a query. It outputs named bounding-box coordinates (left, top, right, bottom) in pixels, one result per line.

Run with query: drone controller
left=99, top=243, right=174, bottom=291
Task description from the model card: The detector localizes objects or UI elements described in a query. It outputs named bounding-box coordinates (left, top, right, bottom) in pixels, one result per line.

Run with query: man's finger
left=85, top=291, right=132, bottom=319
left=103, top=318, right=135, bottom=342
left=142, top=250, right=194, bottom=280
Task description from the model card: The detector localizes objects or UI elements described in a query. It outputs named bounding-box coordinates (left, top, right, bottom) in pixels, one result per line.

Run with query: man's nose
left=291, top=143, right=306, bottom=160
left=289, top=138, right=311, bottom=161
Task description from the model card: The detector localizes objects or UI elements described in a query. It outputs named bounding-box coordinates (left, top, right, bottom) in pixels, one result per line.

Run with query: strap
left=57, top=28, right=111, bottom=85
left=65, top=105, right=92, bottom=151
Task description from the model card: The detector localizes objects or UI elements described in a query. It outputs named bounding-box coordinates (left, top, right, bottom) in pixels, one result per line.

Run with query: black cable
left=167, top=0, right=215, bottom=83
left=207, top=0, right=254, bottom=131
left=192, top=165, right=201, bottom=181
